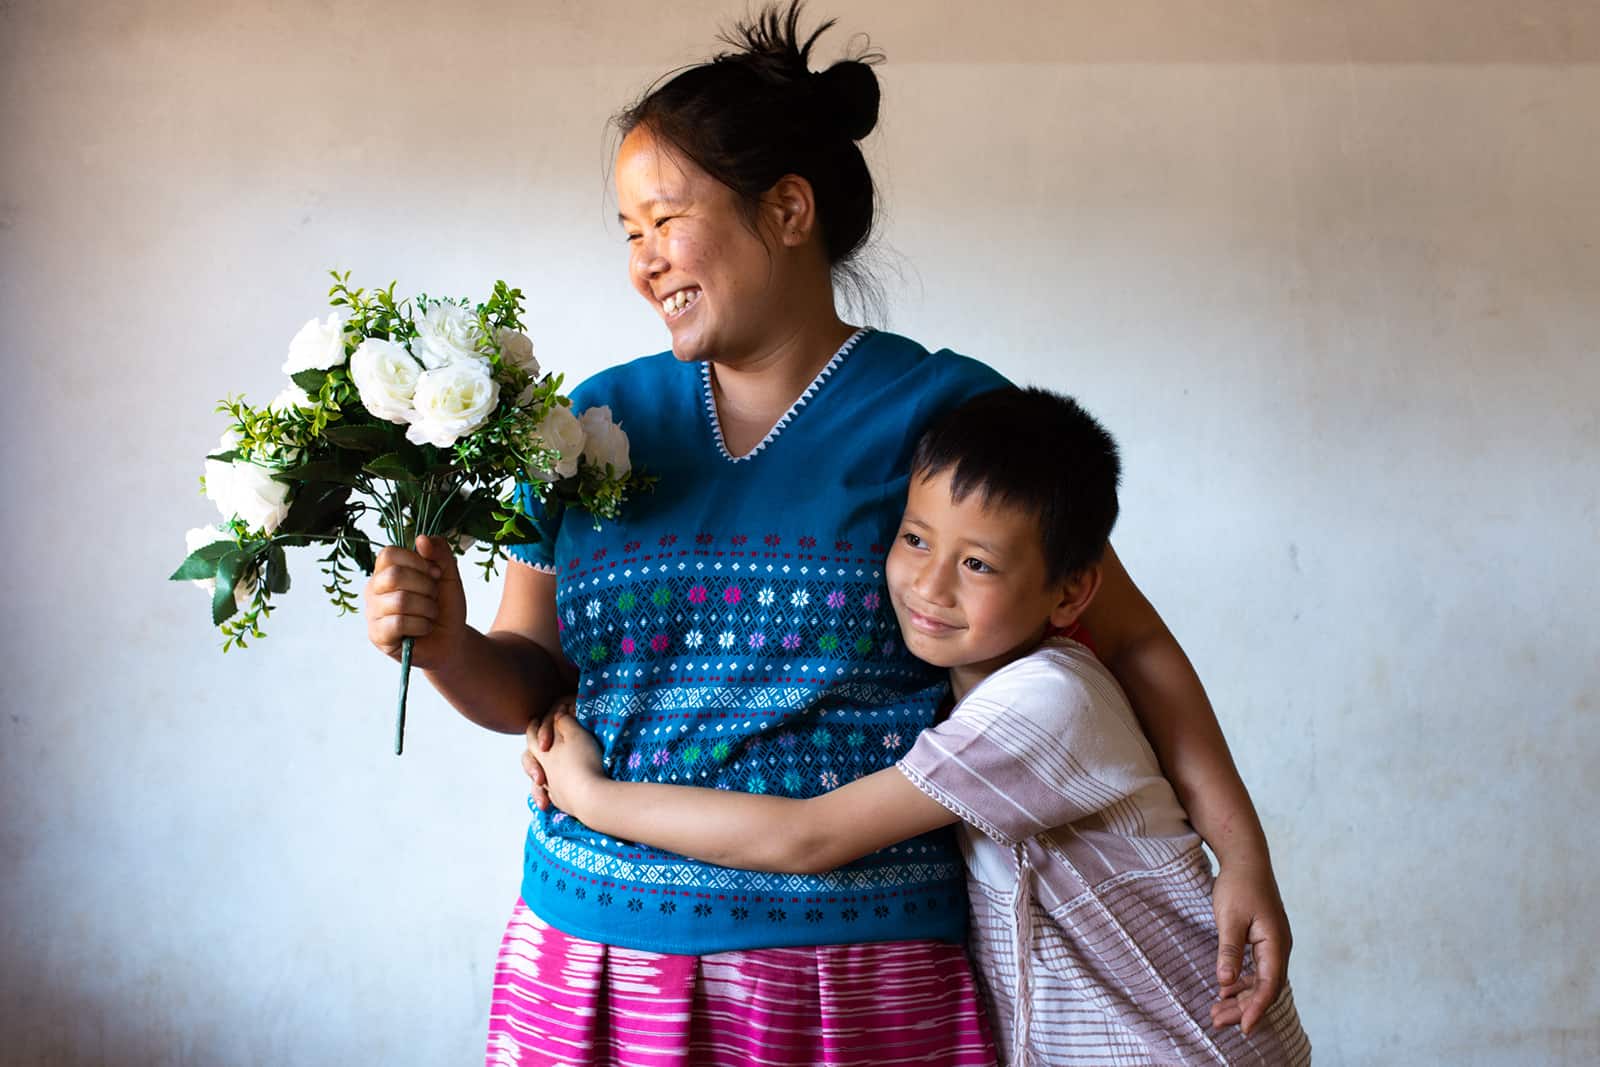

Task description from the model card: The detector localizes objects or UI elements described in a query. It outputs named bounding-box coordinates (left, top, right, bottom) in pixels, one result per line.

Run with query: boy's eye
left=900, top=531, right=925, bottom=549
left=962, top=557, right=993, bottom=574
left=624, top=232, right=642, bottom=243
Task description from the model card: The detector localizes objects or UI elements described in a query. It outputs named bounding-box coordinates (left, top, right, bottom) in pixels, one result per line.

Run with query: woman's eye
left=624, top=232, right=642, bottom=243
left=900, top=531, right=924, bottom=549
left=963, top=557, right=993, bottom=574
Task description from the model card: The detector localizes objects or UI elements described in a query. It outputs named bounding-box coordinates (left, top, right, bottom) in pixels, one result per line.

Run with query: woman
left=364, top=4, right=1290, bottom=1063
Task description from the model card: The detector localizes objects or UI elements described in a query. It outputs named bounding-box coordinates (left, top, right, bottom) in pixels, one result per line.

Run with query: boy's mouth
left=902, top=608, right=961, bottom=636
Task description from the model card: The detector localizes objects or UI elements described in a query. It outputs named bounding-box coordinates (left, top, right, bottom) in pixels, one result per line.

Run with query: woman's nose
left=632, top=239, right=667, bottom=282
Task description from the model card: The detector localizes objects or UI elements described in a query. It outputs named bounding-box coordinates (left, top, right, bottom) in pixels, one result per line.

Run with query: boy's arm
left=1082, top=544, right=1289, bottom=1035
left=537, top=715, right=957, bottom=875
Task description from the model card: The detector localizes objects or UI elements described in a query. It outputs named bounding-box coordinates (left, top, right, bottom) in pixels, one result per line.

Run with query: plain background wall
left=3, top=1, right=1597, bottom=1063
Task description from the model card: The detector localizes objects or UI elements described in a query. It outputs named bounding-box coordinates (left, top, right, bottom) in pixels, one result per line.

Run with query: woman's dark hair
left=616, top=2, right=883, bottom=285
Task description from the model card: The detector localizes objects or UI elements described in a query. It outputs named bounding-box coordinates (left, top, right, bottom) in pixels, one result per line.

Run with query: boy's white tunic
left=897, top=639, right=1312, bottom=1066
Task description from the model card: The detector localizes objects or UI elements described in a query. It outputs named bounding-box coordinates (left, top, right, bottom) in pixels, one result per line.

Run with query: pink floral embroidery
left=883, top=733, right=901, bottom=749
left=650, top=633, right=670, bottom=653
left=781, top=632, right=802, bottom=651
left=724, top=586, right=743, bottom=605
left=688, top=584, right=708, bottom=604
left=749, top=633, right=766, bottom=649
left=862, top=591, right=880, bottom=610
left=620, top=637, right=636, bottom=655
left=826, top=590, right=847, bottom=609
left=628, top=752, right=643, bottom=770
left=653, top=750, right=670, bottom=766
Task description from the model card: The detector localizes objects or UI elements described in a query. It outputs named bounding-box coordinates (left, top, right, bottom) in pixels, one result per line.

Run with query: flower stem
left=396, top=635, right=413, bottom=756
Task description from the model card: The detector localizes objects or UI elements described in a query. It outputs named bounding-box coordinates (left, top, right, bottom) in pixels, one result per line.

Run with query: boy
left=535, top=387, right=1311, bottom=1065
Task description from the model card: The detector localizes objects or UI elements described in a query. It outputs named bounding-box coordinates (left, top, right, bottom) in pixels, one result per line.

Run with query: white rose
left=204, top=457, right=292, bottom=533
left=413, top=301, right=486, bottom=370
left=529, top=402, right=585, bottom=481
left=405, top=361, right=500, bottom=448
left=268, top=385, right=315, bottom=412
left=184, top=526, right=253, bottom=610
left=578, top=405, right=631, bottom=476
left=349, top=338, right=422, bottom=424
left=282, top=310, right=351, bottom=375
left=496, top=328, right=539, bottom=376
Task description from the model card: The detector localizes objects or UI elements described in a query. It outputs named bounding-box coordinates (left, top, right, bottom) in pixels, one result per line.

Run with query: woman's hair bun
left=816, top=60, right=879, bottom=142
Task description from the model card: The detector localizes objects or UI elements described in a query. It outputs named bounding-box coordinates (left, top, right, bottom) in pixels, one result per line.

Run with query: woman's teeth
left=661, top=289, right=701, bottom=316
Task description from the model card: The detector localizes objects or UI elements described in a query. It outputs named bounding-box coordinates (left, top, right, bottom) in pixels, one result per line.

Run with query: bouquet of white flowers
left=172, top=272, right=649, bottom=753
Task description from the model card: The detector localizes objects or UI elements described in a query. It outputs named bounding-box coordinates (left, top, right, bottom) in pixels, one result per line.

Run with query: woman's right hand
left=363, top=535, right=469, bottom=669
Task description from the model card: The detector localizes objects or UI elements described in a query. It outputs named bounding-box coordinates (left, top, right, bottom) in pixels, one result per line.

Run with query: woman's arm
left=536, top=715, right=956, bottom=874
left=1082, top=544, right=1290, bottom=1034
left=365, top=537, right=574, bottom=734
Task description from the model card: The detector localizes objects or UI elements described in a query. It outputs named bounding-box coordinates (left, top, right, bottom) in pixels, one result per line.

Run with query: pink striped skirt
left=486, top=898, right=998, bottom=1066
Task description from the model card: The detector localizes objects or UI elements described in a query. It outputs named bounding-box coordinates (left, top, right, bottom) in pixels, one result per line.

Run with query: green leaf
left=273, top=458, right=362, bottom=487
left=364, top=452, right=421, bottom=481
left=346, top=535, right=376, bottom=574
left=170, top=540, right=233, bottom=581
left=323, top=424, right=396, bottom=452
left=277, top=482, right=353, bottom=535
left=265, top=543, right=291, bottom=595
left=212, top=551, right=248, bottom=626
left=291, top=369, right=329, bottom=394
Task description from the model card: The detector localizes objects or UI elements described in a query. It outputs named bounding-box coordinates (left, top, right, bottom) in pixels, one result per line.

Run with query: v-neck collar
left=699, top=328, right=871, bottom=463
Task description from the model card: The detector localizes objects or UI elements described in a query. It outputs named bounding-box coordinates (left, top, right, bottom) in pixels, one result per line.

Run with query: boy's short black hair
left=909, top=386, right=1121, bottom=583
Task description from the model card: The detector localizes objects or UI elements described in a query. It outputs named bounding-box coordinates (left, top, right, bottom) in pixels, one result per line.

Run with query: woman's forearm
left=1107, top=626, right=1271, bottom=869
left=1086, top=545, right=1272, bottom=870
left=424, top=627, right=570, bottom=735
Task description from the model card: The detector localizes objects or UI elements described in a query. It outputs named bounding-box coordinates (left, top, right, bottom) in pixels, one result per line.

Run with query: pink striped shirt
left=898, top=639, right=1311, bottom=1066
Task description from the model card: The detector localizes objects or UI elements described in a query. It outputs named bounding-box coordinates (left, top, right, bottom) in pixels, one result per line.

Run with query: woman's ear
left=1049, top=562, right=1103, bottom=631
left=762, top=173, right=818, bottom=248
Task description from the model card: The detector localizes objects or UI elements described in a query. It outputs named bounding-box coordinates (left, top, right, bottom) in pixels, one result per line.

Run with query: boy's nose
left=912, top=559, right=956, bottom=605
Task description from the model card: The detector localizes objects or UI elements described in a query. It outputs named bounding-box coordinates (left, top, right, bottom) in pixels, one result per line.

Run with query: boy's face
left=886, top=469, right=1077, bottom=698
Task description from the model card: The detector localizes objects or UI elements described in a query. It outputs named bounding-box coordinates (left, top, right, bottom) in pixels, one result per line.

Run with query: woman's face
left=615, top=127, right=785, bottom=365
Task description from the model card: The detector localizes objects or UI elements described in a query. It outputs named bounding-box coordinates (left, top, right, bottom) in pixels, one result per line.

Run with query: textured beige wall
left=3, top=1, right=1597, bottom=1063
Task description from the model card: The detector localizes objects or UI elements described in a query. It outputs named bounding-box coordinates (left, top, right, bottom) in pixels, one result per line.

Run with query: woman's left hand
left=1209, top=862, right=1292, bottom=1035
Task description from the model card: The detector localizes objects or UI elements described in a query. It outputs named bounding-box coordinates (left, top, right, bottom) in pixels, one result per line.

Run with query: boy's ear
left=1048, top=563, right=1102, bottom=631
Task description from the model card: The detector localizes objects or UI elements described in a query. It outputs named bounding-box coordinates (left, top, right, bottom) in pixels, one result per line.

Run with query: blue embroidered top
left=510, top=329, right=1008, bottom=954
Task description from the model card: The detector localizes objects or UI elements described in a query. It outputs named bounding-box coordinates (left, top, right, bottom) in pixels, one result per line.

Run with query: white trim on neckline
left=700, top=328, right=871, bottom=463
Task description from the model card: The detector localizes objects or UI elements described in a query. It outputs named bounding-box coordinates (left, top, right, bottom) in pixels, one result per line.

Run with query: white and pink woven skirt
left=485, top=898, right=999, bottom=1066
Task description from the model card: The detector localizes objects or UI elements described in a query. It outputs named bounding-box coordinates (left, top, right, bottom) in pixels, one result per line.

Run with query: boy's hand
left=537, top=713, right=606, bottom=816
left=522, top=696, right=574, bottom=811
left=1211, top=863, right=1291, bottom=1034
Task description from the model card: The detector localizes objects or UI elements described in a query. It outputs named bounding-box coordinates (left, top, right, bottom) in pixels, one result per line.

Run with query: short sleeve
left=896, top=646, right=1157, bottom=846
left=505, top=479, right=562, bottom=573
